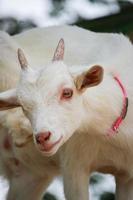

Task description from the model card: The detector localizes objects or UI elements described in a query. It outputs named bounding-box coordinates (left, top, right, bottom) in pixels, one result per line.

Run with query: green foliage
left=75, top=4, right=133, bottom=35
left=90, top=173, right=104, bottom=185
left=43, top=192, right=57, bottom=200
left=50, top=0, right=65, bottom=16
left=88, top=0, right=109, bottom=3
left=0, top=17, right=36, bottom=35
left=100, top=192, right=115, bottom=200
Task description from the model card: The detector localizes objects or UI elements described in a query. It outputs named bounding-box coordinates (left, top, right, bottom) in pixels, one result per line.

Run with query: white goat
left=0, top=29, right=61, bottom=200
left=0, top=25, right=133, bottom=200
left=0, top=109, right=60, bottom=200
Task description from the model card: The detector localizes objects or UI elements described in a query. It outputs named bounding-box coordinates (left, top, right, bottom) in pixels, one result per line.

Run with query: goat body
left=0, top=29, right=60, bottom=200
left=0, top=26, right=133, bottom=200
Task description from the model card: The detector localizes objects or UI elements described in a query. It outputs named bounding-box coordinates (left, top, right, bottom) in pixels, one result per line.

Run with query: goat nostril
left=44, top=131, right=51, bottom=141
left=36, top=135, right=41, bottom=144
left=36, top=131, right=51, bottom=144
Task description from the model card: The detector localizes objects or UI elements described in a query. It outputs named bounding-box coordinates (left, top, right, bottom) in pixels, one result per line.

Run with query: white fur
left=0, top=25, right=133, bottom=199
left=0, top=30, right=60, bottom=200
left=0, top=109, right=60, bottom=200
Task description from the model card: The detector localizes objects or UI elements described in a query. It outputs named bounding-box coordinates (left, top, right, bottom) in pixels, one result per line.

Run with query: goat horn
left=18, top=48, right=28, bottom=70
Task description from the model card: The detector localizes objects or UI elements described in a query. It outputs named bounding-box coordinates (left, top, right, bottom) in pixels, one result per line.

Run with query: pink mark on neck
left=107, top=75, right=128, bottom=137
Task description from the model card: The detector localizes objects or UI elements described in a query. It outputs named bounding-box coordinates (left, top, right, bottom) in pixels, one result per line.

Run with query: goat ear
left=0, top=89, right=20, bottom=111
left=18, top=48, right=29, bottom=70
left=52, top=38, right=65, bottom=61
left=75, top=65, right=104, bottom=92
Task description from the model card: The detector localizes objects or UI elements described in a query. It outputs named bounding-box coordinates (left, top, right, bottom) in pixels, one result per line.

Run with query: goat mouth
left=38, top=136, right=63, bottom=152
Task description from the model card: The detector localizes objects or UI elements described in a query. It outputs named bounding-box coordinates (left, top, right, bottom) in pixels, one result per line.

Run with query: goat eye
left=62, top=88, right=73, bottom=99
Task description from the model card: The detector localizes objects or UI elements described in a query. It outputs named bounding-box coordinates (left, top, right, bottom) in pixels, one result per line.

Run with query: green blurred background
left=0, top=0, right=133, bottom=40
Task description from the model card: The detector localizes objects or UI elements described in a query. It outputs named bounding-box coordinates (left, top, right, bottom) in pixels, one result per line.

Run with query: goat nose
left=36, top=131, right=51, bottom=145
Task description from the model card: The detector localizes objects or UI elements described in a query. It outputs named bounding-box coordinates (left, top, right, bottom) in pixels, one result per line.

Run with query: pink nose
left=36, top=131, right=51, bottom=145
